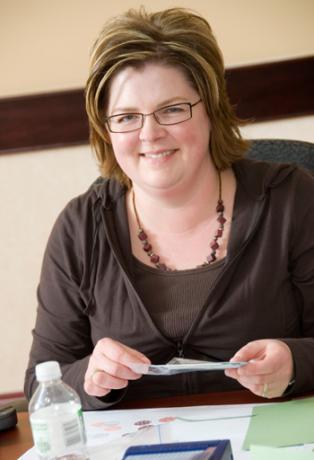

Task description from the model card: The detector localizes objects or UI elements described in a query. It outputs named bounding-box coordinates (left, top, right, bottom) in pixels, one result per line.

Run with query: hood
left=91, top=175, right=127, bottom=210
left=233, top=159, right=297, bottom=201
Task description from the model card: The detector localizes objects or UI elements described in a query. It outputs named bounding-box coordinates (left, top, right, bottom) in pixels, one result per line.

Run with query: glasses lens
left=108, top=113, right=142, bottom=132
left=155, top=103, right=191, bottom=125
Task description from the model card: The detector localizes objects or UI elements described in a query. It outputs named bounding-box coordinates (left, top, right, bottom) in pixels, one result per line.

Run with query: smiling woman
left=24, top=7, right=314, bottom=411
left=85, top=7, right=248, bottom=187
left=105, top=64, right=212, bottom=199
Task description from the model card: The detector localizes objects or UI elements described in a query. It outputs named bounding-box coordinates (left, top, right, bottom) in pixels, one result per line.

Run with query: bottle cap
left=35, top=361, right=62, bottom=382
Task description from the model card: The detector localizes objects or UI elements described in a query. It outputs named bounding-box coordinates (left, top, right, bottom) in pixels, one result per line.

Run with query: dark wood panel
left=225, top=56, right=314, bottom=122
left=0, top=391, right=24, bottom=401
left=0, top=56, right=313, bottom=155
left=0, top=89, right=89, bottom=154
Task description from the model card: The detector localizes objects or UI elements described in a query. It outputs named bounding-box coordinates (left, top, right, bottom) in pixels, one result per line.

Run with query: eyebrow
left=110, top=97, right=190, bottom=114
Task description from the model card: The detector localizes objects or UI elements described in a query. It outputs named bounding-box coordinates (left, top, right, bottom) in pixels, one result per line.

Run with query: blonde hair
left=85, top=7, right=249, bottom=187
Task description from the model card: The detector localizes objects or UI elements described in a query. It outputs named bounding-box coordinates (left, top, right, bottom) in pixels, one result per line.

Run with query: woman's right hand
left=84, top=338, right=151, bottom=397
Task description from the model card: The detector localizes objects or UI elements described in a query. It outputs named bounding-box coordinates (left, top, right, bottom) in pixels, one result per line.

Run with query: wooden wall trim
left=0, top=56, right=313, bottom=155
left=225, top=56, right=314, bottom=122
left=0, top=89, right=89, bottom=155
left=0, top=391, right=24, bottom=401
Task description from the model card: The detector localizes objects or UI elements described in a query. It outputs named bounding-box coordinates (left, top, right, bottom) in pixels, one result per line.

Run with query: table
left=0, top=390, right=292, bottom=460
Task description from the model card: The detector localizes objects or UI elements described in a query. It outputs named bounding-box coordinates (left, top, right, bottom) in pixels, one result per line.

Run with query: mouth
left=140, top=149, right=176, bottom=159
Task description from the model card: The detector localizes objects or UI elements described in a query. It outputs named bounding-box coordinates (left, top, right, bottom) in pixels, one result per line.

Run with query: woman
left=24, top=7, right=314, bottom=410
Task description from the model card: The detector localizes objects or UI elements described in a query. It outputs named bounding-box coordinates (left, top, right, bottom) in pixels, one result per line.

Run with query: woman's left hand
left=224, top=339, right=294, bottom=398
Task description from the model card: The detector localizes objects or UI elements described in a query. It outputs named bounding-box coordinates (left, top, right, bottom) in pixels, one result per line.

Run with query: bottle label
left=30, top=404, right=86, bottom=457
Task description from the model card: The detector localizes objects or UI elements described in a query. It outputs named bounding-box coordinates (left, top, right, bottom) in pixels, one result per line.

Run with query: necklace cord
left=132, top=170, right=226, bottom=271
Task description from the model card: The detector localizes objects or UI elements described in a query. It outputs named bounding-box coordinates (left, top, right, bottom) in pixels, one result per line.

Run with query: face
left=106, top=62, right=212, bottom=195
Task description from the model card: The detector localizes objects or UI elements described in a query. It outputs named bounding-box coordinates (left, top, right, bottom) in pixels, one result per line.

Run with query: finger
left=229, top=375, right=270, bottom=397
left=93, top=350, right=144, bottom=380
left=225, top=363, right=271, bottom=386
left=224, top=368, right=239, bottom=379
left=94, top=338, right=151, bottom=377
left=225, top=361, right=266, bottom=380
left=84, top=378, right=111, bottom=397
left=97, top=338, right=151, bottom=366
left=237, top=351, right=290, bottom=379
left=92, top=369, right=129, bottom=390
left=256, top=382, right=278, bottom=399
left=261, top=382, right=271, bottom=399
left=234, top=374, right=270, bottom=387
left=237, top=360, right=271, bottom=377
left=84, top=368, right=129, bottom=397
left=228, top=367, right=290, bottom=398
left=238, top=376, right=286, bottom=399
left=230, top=340, right=266, bottom=363
left=231, top=343, right=277, bottom=378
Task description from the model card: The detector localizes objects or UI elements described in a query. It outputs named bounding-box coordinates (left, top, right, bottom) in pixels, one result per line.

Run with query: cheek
left=110, top=134, right=138, bottom=163
left=191, top=121, right=211, bottom=151
left=175, top=126, right=210, bottom=152
left=172, top=115, right=211, bottom=149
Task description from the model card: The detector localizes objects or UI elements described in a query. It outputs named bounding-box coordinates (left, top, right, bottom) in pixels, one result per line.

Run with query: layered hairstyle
left=85, top=7, right=249, bottom=186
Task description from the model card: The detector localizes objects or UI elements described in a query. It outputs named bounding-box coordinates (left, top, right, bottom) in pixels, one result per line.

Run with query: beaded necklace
left=132, top=170, right=226, bottom=271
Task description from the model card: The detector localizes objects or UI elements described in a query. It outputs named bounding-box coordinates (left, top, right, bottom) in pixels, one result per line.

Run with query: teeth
left=143, top=150, right=173, bottom=159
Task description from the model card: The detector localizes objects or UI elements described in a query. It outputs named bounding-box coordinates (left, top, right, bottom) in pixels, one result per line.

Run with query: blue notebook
left=122, top=439, right=233, bottom=460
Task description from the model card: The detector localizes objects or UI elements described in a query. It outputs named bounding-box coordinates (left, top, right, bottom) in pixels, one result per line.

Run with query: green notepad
left=251, top=445, right=314, bottom=460
left=243, top=397, right=314, bottom=450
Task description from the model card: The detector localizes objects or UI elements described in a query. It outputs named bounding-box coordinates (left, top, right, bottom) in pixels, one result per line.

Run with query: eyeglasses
left=105, top=99, right=202, bottom=133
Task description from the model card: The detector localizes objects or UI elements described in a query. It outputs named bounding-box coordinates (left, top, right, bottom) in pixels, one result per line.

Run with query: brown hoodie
left=24, top=159, right=314, bottom=410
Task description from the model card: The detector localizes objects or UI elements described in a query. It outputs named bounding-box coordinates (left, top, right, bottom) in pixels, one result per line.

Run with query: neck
left=131, top=169, right=226, bottom=271
left=131, top=167, right=221, bottom=235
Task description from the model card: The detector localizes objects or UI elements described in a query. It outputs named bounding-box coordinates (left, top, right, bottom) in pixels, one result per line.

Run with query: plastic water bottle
left=29, top=361, right=88, bottom=460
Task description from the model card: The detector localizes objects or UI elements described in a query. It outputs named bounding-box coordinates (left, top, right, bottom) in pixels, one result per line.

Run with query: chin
left=143, top=179, right=184, bottom=195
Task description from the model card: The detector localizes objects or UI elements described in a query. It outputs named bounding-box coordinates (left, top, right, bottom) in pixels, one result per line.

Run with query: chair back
left=247, top=139, right=314, bottom=172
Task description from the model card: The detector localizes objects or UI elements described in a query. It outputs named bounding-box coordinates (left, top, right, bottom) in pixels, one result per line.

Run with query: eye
left=113, top=113, right=141, bottom=124
left=161, top=104, right=186, bottom=114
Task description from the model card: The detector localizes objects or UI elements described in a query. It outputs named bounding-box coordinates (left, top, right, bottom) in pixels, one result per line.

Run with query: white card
left=129, top=357, right=247, bottom=375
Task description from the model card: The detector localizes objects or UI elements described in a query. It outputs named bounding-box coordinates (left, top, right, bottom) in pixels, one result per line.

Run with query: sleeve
left=282, top=169, right=314, bottom=395
left=24, top=196, right=126, bottom=410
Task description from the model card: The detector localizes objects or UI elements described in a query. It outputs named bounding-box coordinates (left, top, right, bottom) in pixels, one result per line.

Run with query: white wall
left=241, top=116, right=314, bottom=143
left=0, top=147, right=98, bottom=392
left=0, top=0, right=313, bottom=394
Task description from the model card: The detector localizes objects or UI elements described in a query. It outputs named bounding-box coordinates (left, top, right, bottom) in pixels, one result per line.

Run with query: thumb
left=231, top=340, right=266, bottom=362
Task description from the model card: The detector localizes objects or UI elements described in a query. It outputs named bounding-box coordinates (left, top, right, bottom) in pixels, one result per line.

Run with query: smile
left=141, top=150, right=175, bottom=159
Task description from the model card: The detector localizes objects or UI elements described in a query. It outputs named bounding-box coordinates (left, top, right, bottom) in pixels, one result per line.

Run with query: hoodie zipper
left=177, top=340, right=184, bottom=358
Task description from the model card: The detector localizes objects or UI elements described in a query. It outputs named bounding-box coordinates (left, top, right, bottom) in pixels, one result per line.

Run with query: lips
left=140, top=149, right=176, bottom=158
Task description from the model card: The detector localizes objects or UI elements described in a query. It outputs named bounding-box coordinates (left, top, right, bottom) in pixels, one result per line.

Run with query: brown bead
left=210, top=241, right=219, bottom=250
left=207, top=253, right=216, bottom=263
left=150, top=254, right=160, bottom=264
left=215, top=228, right=223, bottom=238
left=216, top=203, right=225, bottom=213
left=217, top=215, right=226, bottom=225
left=138, top=230, right=147, bottom=241
left=143, top=242, right=152, bottom=252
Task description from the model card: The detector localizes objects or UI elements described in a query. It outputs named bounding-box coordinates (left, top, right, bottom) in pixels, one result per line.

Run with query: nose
left=138, top=113, right=167, bottom=142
